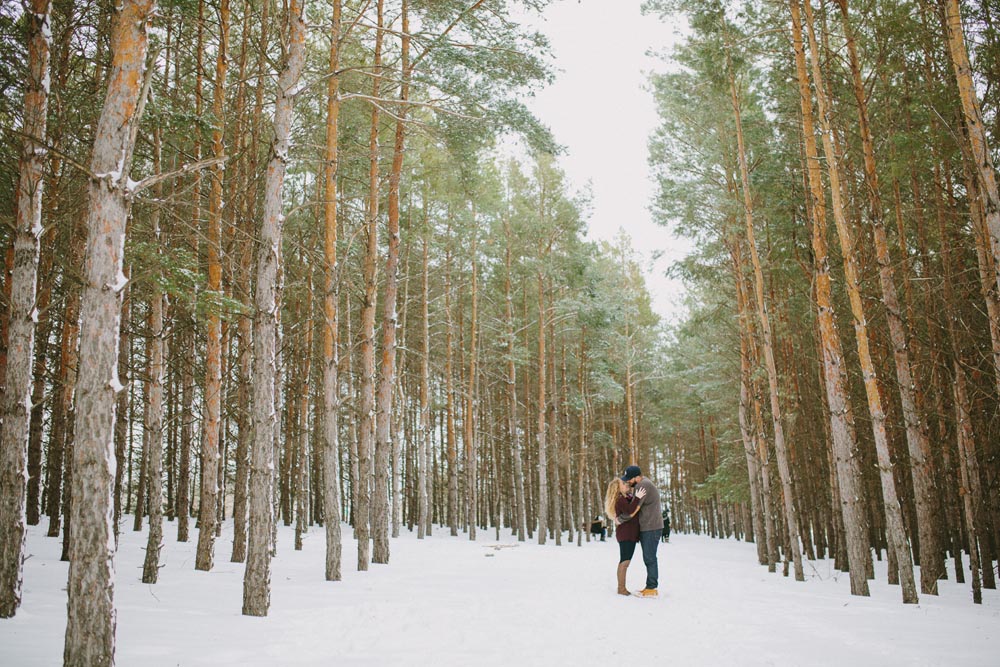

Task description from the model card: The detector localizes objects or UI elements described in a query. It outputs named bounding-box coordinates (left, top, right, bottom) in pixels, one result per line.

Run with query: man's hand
left=636, top=487, right=647, bottom=500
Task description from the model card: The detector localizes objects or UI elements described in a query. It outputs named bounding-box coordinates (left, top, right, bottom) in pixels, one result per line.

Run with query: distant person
left=604, top=478, right=646, bottom=595
left=589, top=515, right=606, bottom=541
left=661, top=507, right=671, bottom=543
left=621, top=465, right=663, bottom=598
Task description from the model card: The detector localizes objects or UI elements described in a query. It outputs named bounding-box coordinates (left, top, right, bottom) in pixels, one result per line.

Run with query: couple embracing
left=605, top=465, right=662, bottom=598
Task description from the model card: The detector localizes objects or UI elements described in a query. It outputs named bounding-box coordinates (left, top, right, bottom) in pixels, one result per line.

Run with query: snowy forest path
left=2, top=521, right=997, bottom=665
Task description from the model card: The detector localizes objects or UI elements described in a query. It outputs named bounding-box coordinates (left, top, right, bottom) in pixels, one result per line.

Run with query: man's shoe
left=637, top=588, right=658, bottom=598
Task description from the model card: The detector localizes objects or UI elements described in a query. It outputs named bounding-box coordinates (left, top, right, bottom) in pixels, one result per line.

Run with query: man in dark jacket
left=622, top=465, right=663, bottom=597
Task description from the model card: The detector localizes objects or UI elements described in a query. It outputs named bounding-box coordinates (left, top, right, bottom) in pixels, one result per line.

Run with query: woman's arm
left=629, top=487, right=647, bottom=517
left=617, top=496, right=640, bottom=516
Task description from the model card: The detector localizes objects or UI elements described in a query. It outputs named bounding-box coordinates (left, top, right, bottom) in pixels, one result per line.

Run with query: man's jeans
left=639, top=529, right=660, bottom=589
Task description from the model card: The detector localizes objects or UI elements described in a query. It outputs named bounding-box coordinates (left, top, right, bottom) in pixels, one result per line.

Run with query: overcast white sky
left=512, top=0, right=691, bottom=324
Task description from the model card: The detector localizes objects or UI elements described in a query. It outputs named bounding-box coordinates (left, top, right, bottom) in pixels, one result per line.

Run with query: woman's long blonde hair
left=604, top=479, right=623, bottom=522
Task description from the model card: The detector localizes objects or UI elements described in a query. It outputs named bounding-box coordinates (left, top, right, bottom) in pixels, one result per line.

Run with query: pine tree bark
left=504, top=217, right=527, bottom=541
left=46, top=219, right=84, bottom=543
left=176, top=326, right=193, bottom=542
left=294, top=272, right=312, bottom=552
left=141, top=131, right=167, bottom=584
left=789, top=0, right=871, bottom=596
left=63, top=1, right=155, bottom=662
left=953, top=363, right=983, bottom=604
left=835, top=0, right=942, bottom=594
left=936, top=177, right=987, bottom=603
left=357, top=0, right=385, bottom=567
left=195, top=0, right=229, bottom=573
left=26, top=232, right=55, bottom=528
left=730, top=240, right=769, bottom=568
left=141, top=294, right=166, bottom=583
left=417, top=234, right=430, bottom=539
left=243, top=0, right=305, bottom=617
left=444, top=217, right=459, bottom=536
left=465, top=224, right=479, bottom=541
left=373, top=0, right=409, bottom=562
left=0, top=0, right=51, bottom=618
left=230, top=0, right=268, bottom=562
left=802, top=0, right=916, bottom=602
left=536, top=267, right=548, bottom=545
left=942, top=0, right=1000, bottom=303
left=728, top=58, right=805, bottom=581
left=179, top=0, right=206, bottom=546
left=321, top=0, right=343, bottom=580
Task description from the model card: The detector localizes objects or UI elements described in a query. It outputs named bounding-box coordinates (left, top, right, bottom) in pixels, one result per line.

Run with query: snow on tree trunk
left=243, top=0, right=305, bottom=617
left=0, top=0, right=51, bottom=619
left=63, top=1, right=156, bottom=662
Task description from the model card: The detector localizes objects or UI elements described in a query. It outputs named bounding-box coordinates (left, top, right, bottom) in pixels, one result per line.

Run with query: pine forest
left=0, top=0, right=997, bottom=664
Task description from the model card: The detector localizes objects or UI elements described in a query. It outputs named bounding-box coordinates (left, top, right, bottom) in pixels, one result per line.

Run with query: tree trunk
left=321, top=0, right=343, bottom=580
left=728, top=57, right=805, bottom=581
left=504, top=218, right=527, bottom=541
left=141, top=131, right=167, bottom=584
left=444, top=217, right=459, bottom=537
left=26, top=229, right=55, bottom=528
left=465, top=222, right=478, bottom=541
left=195, top=0, right=229, bottom=573
left=789, top=0, right=871, bottom=597
left=176, top=326, right=193, bottom=543
left=63, top=1, right=155, bottom=662
left=141, top=289, right=166, bottom=583
left=46, top=221, right=83, bottom=543
left=936, top=172, right=988, bottom=603
left=243, top=0, right=305, bottom=617
left=536, top=268, right=548, bottom=545
left=294, top=270, right=313, bottom=551
left=373, top=0, right=409, bottom=562
left=730, top=241, right=769, bottom=567
left=942, top=0, right=1000, bottom=302
left=357, top=0, right=385, bottom=567
left=418, top=234, right=430, bottom=539
left=835, top=0, right=942, bottom=594
left=953, top=363, right=983, bottom=604
left=802, top=0, right=916, bottom=602
left=0, top=0, right=51, bottom=618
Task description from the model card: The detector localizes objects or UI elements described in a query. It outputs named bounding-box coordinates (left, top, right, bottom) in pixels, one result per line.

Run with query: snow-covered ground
left=2, top=518, right=997, bottom=666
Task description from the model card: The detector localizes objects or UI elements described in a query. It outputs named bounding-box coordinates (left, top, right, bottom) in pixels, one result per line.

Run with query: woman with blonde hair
left=605, top=478, right=646, bottom=595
